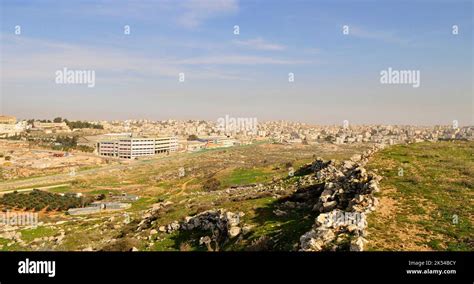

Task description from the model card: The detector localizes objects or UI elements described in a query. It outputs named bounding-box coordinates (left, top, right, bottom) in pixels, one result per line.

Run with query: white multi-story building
left=97, top=137, right=178, bottom=159
left=0, top=115, right=27, bottom=137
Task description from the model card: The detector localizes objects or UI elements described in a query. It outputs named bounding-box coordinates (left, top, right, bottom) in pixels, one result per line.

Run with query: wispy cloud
left=302, top=47, right=321, bottom=55
left=50, top=0, right=239, bottom=29
left=175, top=55, right=305, bottom=65
left=1, top=35, right=306, bottom=84
left=177, top=0, right=239, bottom=28
left=349, top=26, right=415, bottom=47
left=233, top=37, right=286, bottom=51
left=1, top=35, right=181, bottom=83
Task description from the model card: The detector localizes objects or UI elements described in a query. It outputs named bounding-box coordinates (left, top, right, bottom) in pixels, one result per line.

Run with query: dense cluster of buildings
left=0, top=116, right=73, bottom=138
left=255, top=121, right=474, bottom=145
left=30, top=121, right=71, bottom=133
left=0, top=115, right=27, bottom=138
left=1, top=115, right=473, bottom=159
left=92, top=119, right=474, bottom=144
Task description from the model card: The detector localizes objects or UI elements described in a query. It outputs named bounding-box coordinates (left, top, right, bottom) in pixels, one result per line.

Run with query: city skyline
left=1, top=0, right=473, bottom=125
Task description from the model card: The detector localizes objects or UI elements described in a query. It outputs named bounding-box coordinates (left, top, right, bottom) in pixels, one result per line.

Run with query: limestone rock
left=350, top=237, right=368, bottom=251
left=228, top=226, right=241, bottom=238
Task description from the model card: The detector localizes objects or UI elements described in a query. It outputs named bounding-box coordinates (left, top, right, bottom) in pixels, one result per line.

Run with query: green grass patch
left=219, top=167, right=275, bottom=188
left=47, top=186, right=72, bottom=193
left=366, top=141, right=474, bottom=251
left=20, top=226, right=57, bottom=242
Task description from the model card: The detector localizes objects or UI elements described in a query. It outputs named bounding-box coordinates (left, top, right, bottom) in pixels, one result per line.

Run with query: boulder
left=350, top=237, right=368, bottom=251
left=225, top=212, right=240, bottom=227
left=321, top=201, right=337, bottom=212
left=242, top=225, right=254, bottom=234
left=228, top=226, right=241, bottom=238
left=315, top=213, right=329, bottom=227
left=343, top=161, right=355, bottom=170
left=350, top=154, right=362, bottom=162
left=273, top=209, right=287, bottom=217
left=199, top=236, right=211, bottom=245
left=320, top=189, right=333, bottom=202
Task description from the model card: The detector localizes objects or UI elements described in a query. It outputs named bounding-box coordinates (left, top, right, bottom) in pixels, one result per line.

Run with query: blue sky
left=0, top=0, right=472, bottom=125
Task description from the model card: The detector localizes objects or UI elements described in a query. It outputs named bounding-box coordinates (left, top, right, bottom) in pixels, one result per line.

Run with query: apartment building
left=31, top=121, right=71, bottom=133
left=0, top=115, right=27, bottom=138
left=0, top=115, right=16, bottom=124
left=97, top=136, right=178, bottom=159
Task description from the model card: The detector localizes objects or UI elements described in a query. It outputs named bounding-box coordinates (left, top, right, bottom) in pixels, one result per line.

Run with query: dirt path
left=176, top=178, right=195, bottom=196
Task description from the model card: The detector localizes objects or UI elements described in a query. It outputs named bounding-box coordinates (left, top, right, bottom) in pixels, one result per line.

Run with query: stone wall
left=300, top=144, right=384, bottom=251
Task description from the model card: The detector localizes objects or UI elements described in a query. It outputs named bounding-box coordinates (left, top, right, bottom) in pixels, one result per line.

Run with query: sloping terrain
left=0, top=142, right=370, bottom=251
left=1, top=141, right=472, bottom=252
left=365, top=141, right=474, bottom=251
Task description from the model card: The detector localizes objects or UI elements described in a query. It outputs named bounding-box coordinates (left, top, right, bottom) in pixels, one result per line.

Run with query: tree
left=187, top=134, right=199, bottom=141
left=53, top=117, right=63, bottom=123
left=65, top=120, right=103, bottom=129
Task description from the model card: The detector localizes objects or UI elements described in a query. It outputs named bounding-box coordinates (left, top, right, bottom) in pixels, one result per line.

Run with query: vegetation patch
left=0, top=189, right=93, bottom=211
left=366, top=141, right=473, bottom=251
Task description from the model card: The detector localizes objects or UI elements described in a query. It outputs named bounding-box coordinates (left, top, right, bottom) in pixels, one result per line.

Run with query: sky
left=0, top=0, right=472, bottom=125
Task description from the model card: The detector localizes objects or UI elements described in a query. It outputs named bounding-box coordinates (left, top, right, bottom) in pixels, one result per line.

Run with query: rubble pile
left=157, top=209, right=245, bottom=251
left=136, top=201, right=174, bottom=231
left=159, top=209, right=244, bottom=235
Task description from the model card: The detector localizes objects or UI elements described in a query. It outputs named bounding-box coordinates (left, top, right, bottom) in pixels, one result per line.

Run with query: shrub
left=179, top=242, right=192, bottom=251
left=245, top=236, right=273, bottom=251
left=202, top=178, right=221, bottom=192
left=101, top=238, right=140, bottom=251
left=0, top=189, right=91, bottom=211
left=187, top=134, right=199, bottom=141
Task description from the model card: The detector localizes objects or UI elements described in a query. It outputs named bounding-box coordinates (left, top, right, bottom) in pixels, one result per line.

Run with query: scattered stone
left=273, top=209, right=287, bottom=217
left=350, top=154, right=362, bottom=162
left=242, top=225, right=254, bottom=234
left=350, top=237, right=368, bottom=251
left=321, top=201, right=337, bottom=212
